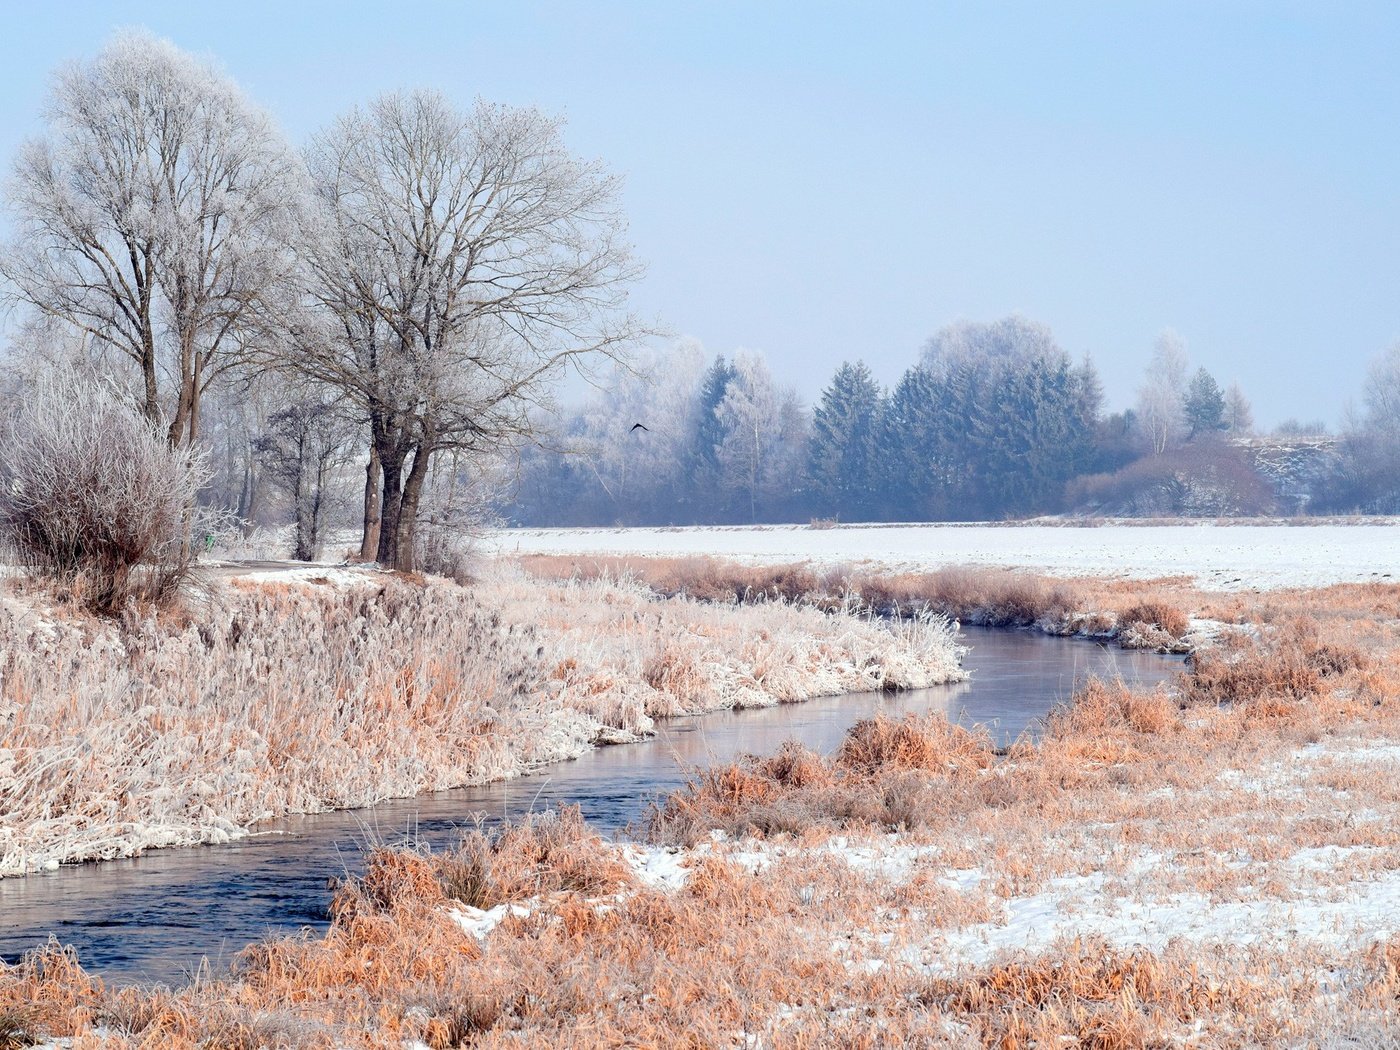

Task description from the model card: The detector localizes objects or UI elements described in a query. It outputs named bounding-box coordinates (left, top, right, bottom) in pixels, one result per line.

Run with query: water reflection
left=0, top=628, right=1180, bottom=985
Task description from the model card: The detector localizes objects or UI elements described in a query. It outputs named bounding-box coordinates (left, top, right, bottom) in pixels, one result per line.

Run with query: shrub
left=1067, top=441, right=1277, bottom=517
left=0, top=370, right=209, bottom=612
left=430, top=807, right=634, bottom=910
left=1180, top=619, right=1370, bottom=708
left=413, top=521, right=477, bottom=584
left=835, top=714, right=993, bottom=775
left=1117, top=599, right=1190, bottom=638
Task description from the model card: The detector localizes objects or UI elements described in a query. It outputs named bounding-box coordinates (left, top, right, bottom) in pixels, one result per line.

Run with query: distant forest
left=507, top=316, right=1400, bottom=526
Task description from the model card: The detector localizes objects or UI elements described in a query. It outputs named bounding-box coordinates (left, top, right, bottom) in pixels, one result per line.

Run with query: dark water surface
left=0, top=628, right=1181, bottom=985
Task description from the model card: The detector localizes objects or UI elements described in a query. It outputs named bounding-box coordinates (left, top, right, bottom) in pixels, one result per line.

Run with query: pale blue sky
left=2, top=1, right=1397, bottom=426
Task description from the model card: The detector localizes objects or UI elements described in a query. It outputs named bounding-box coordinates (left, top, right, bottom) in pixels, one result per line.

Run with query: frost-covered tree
left=1224, top=382, right=1254, bottom=435
left=715, top=352, right=806, bottom=522
left=888, top=316, right=1099, bottom=519
left=197, top=373, right=279, bottom=529
left=573, top=341, right=707, bottom=522
left=683, top=354, right=738, bottom=512
left=1136, top=330, right=1189, bottom=455
left=1183, top=367, right=1227, bottom=438
left=1362, top=343, right=1400, bottom=440
left=253, top=387, right=359, bottom=561
left=806, top=361, right=884, bottom=520
left=0, top=30, right=304, bottom=447
left=1321, top=343, right=1400, bottom=512
left=298, top=91, right=645, bottom=569
left=917, top=315, right=1061, bottom=374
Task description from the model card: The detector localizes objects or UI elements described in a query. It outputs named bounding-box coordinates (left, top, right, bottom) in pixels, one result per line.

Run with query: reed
left=0, top=565, right=965, bottom=874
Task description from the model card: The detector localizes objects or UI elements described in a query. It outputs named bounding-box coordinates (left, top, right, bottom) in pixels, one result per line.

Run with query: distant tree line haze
left=0, top=32, right=1396, bottom=595
left=511, top=320, right=1400, bottom=526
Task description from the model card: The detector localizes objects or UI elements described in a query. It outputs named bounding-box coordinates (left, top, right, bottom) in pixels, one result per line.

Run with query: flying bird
left=630, top=423, right=649, bottom=433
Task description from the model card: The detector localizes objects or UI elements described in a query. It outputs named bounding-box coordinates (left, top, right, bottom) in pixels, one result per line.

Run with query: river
left=0, top=627, right=1181, bottom=985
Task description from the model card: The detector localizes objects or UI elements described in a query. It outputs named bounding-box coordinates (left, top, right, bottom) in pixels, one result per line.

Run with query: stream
left=0, top=628, right=1182, bottom=985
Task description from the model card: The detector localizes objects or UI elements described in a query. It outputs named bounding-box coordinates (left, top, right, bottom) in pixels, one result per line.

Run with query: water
left=0, top=628, right=1181, bottom=985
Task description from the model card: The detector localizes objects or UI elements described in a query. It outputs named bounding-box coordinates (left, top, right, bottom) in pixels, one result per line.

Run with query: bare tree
left=1362, top=343, right=1400, bottom=440
left=0, top=29, right=304, bottom=447
left=1136, top=329, right=1190, bottom=455
left=253, top=386, right=359, bottom=561
left=574, top=341, right=707, bottom=520
left=716, top=351, right=806, bottom=523
left=1224, top=381, right=1255, bottom=436
left=919, top=314, right=1061, bottom=374
left=298, top=91, right=645, bottom=569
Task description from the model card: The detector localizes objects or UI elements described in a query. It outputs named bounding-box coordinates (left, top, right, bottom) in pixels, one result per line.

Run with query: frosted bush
left=0, top=369, right=210, bottom=611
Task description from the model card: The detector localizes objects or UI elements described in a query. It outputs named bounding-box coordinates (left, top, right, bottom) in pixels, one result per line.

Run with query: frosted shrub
left=0, top=370, right=209, bottom=612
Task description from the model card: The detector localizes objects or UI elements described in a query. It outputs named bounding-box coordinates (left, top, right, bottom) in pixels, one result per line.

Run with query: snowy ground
left=490, top=521, right=1400, bottom=590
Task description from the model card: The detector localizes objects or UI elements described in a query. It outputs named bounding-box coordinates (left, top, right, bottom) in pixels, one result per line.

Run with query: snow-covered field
left=491, top=521, right=1400, bottom=590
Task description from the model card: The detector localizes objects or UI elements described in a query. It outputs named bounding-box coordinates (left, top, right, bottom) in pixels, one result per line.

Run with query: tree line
left=508, top=319, right=1400, bottom=526
left=2, top=32, right=1397, bottom=599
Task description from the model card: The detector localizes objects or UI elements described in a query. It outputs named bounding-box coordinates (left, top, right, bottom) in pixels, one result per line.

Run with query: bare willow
left=299, top=91, right=648, bottom=568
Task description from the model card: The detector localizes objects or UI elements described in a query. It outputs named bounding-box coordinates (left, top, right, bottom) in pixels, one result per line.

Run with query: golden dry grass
left=0, top=565, right=964, bottom=875
left=515, top=553, right=1199, bottom=649
left=5, top=568, right=1400, bottom=1047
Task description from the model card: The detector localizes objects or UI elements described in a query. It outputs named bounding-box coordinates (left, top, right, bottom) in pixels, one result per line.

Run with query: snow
left=490, top=521, right=1400, bottom=591
left=729, top=830, right=1400, bottom=974
left=446, top=902, right=531, bottom=941
left=921, top=857, right=1400, bottom=970
left=215, top=562, right=375, bottom=588
left=619, top=843, right=694, bottom=890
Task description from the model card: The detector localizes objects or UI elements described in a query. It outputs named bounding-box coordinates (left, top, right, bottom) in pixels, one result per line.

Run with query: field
left=3, top=524, right=1400, bottom=1047
left=490, top=520, right=1400, bottom=590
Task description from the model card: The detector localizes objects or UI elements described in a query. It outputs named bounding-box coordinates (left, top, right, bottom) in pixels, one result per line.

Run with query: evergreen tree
left=1184, top=367, right=1227, bottom=438
left=906, top=317, right=1101, bottom=518
left=686, top=355, right=737, bottom=518
left=806, top=361, right=884, bottom=520
left=880, top=367, right=946, bottom=520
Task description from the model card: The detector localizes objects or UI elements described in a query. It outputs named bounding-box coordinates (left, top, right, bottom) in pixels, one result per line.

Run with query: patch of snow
left=446, top=902, right=531, bottom=942
left=620, top=844, right=694, bottom=890
left=922, top=863, right=1400, bottom=970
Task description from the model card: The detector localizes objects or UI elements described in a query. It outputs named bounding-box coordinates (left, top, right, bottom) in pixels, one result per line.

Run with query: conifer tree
left=806, top=361, right=884, bottom=520
left=1184, top=368, right=1227, bottom=438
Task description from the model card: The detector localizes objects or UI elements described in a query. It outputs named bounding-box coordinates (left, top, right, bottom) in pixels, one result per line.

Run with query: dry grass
left=5, top=569, right=1400, bottom=1046
left=516, top=553, right=1197, bottom=649
left=0, top=565, right=964, bottom=874
left=429, top=806, right=635, bottom=910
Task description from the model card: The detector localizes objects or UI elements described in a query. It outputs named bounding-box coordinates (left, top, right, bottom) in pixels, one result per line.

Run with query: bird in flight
left=630, top=423, right=649, bottom=432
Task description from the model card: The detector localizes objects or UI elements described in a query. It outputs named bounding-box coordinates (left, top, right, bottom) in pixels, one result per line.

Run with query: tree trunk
left=392, top=444, right=433, bottom=572
left=359, top=445, right=381, bottom=562
left=140, top=328, right=160, bottom=426
left=376, top=454, right=405, bottom=568
left=293, top=437, right=314, bottom=562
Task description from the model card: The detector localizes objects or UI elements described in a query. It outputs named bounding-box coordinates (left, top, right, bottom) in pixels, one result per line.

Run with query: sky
left=1, top=1, right=1398, bottom=427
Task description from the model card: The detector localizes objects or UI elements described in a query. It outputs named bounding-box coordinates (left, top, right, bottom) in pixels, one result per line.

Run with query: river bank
left=7, top=575, right=1399, bottom=1046
left=5, top=551, right=1399, bottom=1045
left=0, top=564, right=965, bottom=877
left=1, top=628, right=1179, bottom=985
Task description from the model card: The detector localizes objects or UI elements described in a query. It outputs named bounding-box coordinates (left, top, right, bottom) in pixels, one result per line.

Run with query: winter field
left=6, top=529, right=1400, bottom=1046
left=490, top=519, right=1400, bottom=591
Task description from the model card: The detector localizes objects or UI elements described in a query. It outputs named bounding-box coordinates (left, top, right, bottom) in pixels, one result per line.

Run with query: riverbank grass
left=0, top=564, right=966, bottom=876
left=5, top=567, right=1400, bottom=1045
